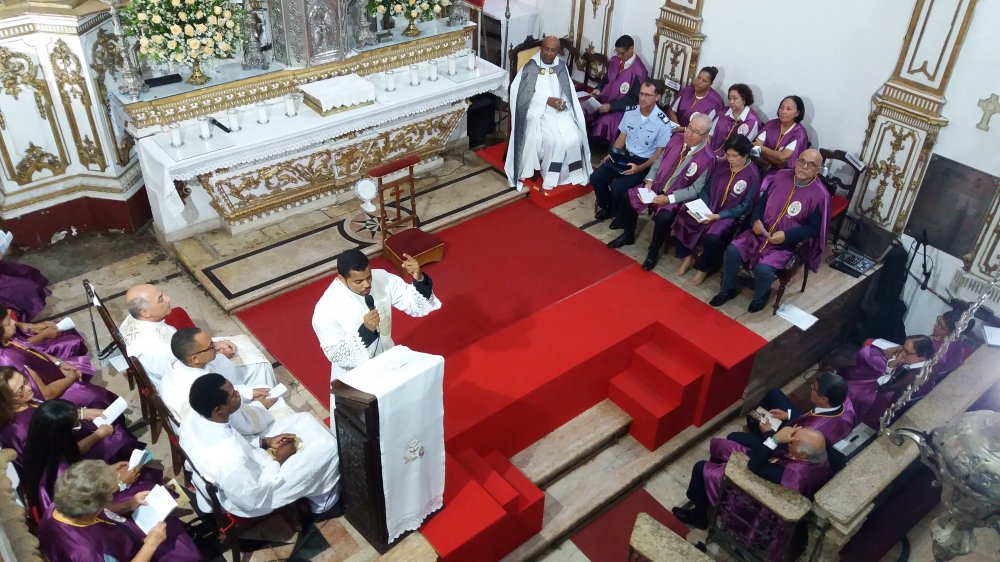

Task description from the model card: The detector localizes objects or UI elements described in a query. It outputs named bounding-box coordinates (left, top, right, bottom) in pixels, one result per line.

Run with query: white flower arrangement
left=121, top=0, right=244, bottom=67
left=367, top=0, right=451, bottom=21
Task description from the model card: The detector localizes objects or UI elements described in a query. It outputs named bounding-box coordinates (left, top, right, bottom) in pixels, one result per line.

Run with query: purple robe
left=35, top=460, right=163, bottom=518
left=789, top=401, right=856, bottom=446
left=0, top=400, right=144, bottom=468
left=839, top=344, right=888, bottom=381
left=710, top=107, right=763, bottom=153
left=588, top=56, right=649, bottom=143
left=670, top=84, right=726, bottom=128
left=628, top=135, right=716, bottom=214
left=0, top=339, right=113, bottom=407
left=15, top=326, right=94, bottom=376
left=672, top=159, right=760, bottom=251
left=758, top=119, right=809, bottom=171
left=730, top=169, right=830, bottom=272
left=37, top=505, right=204, bottom=562
left=0, top=261, right=50, bottom=321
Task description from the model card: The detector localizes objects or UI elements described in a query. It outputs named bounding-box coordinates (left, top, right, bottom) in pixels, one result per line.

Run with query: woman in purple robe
left=587, top=34, right=650, bottom=145
left=0, top=305, right=110, bottom=407
left=710, top=84, right=762, bottom=154
left=36, top=460, right=204, bottom=562
left=753, top=95, right=810, bottom=175
left=0, top=257, right=50, bottom=322
left=673, top=135, right=760, bottom=284
left=11, top=313, right=93, bottom=372
left=667, top=66, right=726, bottom=128
left=0, top=369, right=143, bottom=467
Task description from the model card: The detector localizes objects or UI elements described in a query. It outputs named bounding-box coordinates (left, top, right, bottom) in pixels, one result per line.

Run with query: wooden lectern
left=330, top=346, right=446, bottom=553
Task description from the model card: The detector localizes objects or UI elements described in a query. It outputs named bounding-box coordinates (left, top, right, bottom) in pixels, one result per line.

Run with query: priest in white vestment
left=120, top=283, right=275, bottom=390
left=180, top=373, right=341, bottom=519
left=162, top=326, right=290, bottom=436
left=312, top=249, right=441, bottom=382
left=504, top=35, right=592, bottom=191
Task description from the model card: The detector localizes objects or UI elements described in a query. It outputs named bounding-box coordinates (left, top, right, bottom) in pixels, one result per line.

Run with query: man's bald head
left=540, top=36, right=560, bottom=65
left=789, top=427, right=827, bottom=463
left=794, top=148, right=824, bottom=184
left=125, top=283, right=172, bottom=322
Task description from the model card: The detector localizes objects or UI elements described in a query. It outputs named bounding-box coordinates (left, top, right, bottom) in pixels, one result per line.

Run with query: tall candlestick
left=197, top=116, right=212, bottom=140
left=256, top=102, right=269, bottom=124
left=428, top=60, right=439, bottom=81
left=447, top=55, right=457, bottom=76
left=227, top=108, right=241, bottom=131
left=466, top=51, right=476, bottom=70
left=409, top=65, right=420, bottom=86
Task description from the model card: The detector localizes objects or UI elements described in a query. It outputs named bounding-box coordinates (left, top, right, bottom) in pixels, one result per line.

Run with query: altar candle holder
left=227, top=108, right=241, bottom=132
left=466, top=51, right=476, bottom=71
left=409, top=65, right=420, bottom=86
left=384, top=70, right=396, bottom=92
left=197, top=116, right=212, bottom=140
left=256, top=101, right=269, bottom=124
left=447, top=55, right=457, bottom=76
left=168, top=123, right=183, bottom=147
left=428, top=59, right=439, bottom=81
left=284, top=93, right=298, bottom=117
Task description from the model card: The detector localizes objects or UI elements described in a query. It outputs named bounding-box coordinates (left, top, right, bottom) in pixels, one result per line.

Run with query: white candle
left=198, top=117, right=212, bottom=140
left=409, top=65, right=419, bottom=86
left=256, top=102, right=269, bottom=124
left=466, top=51, right=476, bottom=70
left=385, top=70, right=396, bottom=92
left=227, top=108, right=240, bottom=131
left=284, top=95, right=296, bottom=117
left=428, top=61, right=438, bottom=81
left=447, top=55, right=457, bottom=76
left=169, top=124, right=182, bottom=147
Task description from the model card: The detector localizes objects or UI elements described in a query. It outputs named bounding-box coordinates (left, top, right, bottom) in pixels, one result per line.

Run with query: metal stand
left=101, top=0, right=148, bottom=101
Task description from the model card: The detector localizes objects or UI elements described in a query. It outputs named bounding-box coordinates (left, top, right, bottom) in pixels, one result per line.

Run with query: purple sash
left=759, top=119, right=809, bottom=170
left=711, top=109, right=762, bottom=153
left=589, top=56, right=649, bottom=143
left=790, top=401, right=856, bottom=445
left=672, top=159, right=759, bottom=251
left=672, top=85, right=726, bottom=127
left=628, top=136, right=716, bottom=214
left=0, top=340, right=109, bottom=406
left=729, top=170, right=829, bottom=271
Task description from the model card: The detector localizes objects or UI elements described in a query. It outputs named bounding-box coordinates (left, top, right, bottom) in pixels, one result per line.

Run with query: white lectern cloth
left=337, top=346, right=445, bottom=542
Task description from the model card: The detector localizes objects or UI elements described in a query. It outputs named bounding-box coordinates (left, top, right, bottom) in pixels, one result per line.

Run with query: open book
left=684, top=199, right=713, bottom=223
left=750, top=407, right=783, bottom=432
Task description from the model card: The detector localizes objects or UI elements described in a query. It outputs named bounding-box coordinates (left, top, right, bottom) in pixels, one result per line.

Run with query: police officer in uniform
left=590, top=79, right=676, bottom=220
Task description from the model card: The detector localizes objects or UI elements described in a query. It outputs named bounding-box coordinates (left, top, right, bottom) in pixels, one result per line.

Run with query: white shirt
left=119, top=315, right=177, bottom=387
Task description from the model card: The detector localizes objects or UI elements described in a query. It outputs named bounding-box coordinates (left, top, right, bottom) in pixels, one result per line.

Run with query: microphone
left=920, top=229, right=931, bottom=290
left=364, top=295, right=375, bottom=310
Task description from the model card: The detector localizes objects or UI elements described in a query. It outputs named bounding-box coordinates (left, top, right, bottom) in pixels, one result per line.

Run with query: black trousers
left=687, top=460, right=710, bottom=517
left=611, top=202, right=677, bottom=252
left=727, top=388, right=801, bottom=447
left=590, top=154, right=649, bottom=215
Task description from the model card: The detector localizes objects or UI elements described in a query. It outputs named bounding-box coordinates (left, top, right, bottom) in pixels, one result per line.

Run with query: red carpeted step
left=609, top=367, right=689, bottom=450
left=527, top=182, right=593, bottom=210
left=483, top=450, right=544, bottom=528
left=630, top=340, right=710, bottom=392
left=455, top=449, right=520, bottom=512
left=475, top=142, right=507, bottom=172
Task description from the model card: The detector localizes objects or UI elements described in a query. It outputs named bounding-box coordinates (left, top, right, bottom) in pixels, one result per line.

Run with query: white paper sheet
left=131, top=485, right=177, bottom=534
left=637, top=187, right=656, bottom=204
left=55, top=317, right=75, bottom=332
left=128, top=448, right=149, bottom=471
left=984, top=326, right=1000, bottom=347
left=268, top=383, right=288, bottom=399
left=776, top=304, right=818, bottom=331
left=107, top=354, right=129, bottom=373
left=685, top=199, right=712, bottom=222
left=95, top=396, right=128, bottom=427
left=212, top=334, right=268, bottom=367
left=577, top=92, right=602, bottom=113
left=871, top=338, right=899, bottom=350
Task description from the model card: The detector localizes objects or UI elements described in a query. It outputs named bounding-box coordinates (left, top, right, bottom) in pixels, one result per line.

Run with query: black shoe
left=672, top=506, right=708, bottom=530
left=709, top=289, right=737, bottom=307
left=642, top=257, right=657, bottom=271
left=747, top=290, right=771, bottom=313
left=594, top=207, right=612, bottom=221
left=607, top=233, right=635, bottom=249
left=301, top=499, right=345, bottom=526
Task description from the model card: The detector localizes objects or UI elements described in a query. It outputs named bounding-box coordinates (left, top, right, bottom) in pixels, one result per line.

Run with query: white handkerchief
left=132, top=485, right=177, bottom=534
left=637, top=187, right=655, bottom=204
left=95, top=396, right=128, bottom=427
left=56, top=317, right=75, bottom=332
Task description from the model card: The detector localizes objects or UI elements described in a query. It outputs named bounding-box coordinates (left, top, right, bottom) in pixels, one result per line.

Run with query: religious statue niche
left=268, top=0, right=346, bottom=66
left=242, top=0, right=269, bottom=70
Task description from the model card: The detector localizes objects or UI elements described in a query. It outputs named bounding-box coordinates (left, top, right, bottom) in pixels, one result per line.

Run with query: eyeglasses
left=192, top=342, right=216, bottom=356
left=797, top=160, right=821, bottom=170
left=689, top=128, right=710, bottom=136
left=899, top=346, right=918, bottom=357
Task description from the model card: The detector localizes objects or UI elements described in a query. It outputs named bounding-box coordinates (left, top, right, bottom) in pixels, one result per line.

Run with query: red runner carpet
left=474, top=142, right=592, bottom=209
left=235, top=199, right=633, bottom=407
left=571, top=488, right=688, bottom=561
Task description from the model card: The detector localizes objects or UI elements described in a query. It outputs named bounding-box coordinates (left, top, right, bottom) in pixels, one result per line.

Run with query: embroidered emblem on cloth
left=686, top=162, right=698, bottom=177
left=733, top=179, right=747, bottom=195
left=619, top=82, right=630, bottom=95
left=403, top=437, right=426, bottom=464
left=788, top=201, right=803, bottom=217
left=738, top=123, right=749, bottom=135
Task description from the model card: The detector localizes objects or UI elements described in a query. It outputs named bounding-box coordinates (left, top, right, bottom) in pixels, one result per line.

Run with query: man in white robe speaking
left=505, top=35, right=592, bottom=191
left=312, top=249, right=441, bottom=383
left=179, top=373, right=342, bottom=519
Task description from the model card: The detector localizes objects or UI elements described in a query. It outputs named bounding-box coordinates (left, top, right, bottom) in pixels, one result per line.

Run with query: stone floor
left=10, top=140, right=1000, bottom=561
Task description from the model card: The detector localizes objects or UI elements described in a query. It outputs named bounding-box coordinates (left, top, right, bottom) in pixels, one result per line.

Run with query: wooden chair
left=819, top=148, right=863, bottom=245
left=578, top=49, right=608, bottom=91
left=131, top=357, right=180, bottom=475
left=500, top=35, right=581, bottom=135
left=370, top=155, right=445, bottom=272
left=771, top=243, right=811, bottom=316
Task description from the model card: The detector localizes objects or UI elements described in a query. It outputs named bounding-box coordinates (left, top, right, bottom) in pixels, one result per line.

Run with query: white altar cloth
left=136, top=57, right=506, bottom=223
left=336, top=346, right=445, bottom=543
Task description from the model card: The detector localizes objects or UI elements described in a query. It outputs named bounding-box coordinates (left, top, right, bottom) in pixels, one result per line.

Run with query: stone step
left=510, top=399, right=632, bottom=489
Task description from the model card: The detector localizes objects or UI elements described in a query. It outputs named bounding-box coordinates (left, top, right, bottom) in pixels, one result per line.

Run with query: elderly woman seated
left=36, top=459, right=204, bottom=561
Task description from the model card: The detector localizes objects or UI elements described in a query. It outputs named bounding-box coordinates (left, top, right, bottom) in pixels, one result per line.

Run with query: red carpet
left=474, top=142, right=592, bottom=209
left=236, top=199, right=633, bottom=407
left=571, top=488, right=688, bottom=561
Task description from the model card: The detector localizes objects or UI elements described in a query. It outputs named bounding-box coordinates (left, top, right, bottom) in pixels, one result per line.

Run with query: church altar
left=112, top=23, right=506, bottom=240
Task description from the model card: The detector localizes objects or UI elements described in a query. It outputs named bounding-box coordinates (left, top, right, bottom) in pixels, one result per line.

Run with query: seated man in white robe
left=162, top=326, right=288, bottom=436
left=312, top=249, right=441, bottom=382
left=120, top=283, right=275, bottom=390
left=180, top=373, right=341, bottom=520
left=504, top=35, right=592, bottom=191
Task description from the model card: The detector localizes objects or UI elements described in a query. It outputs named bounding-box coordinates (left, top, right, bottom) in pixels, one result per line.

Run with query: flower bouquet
left=121, top=0, right=245, bottom=85
left=367, top=0, right=451, bottom=37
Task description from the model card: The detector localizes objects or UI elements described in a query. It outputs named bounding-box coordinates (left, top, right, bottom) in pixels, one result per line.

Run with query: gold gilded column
left=856, top=0, right=978, bottom=234
left=651, top=0, right=704, bottom=89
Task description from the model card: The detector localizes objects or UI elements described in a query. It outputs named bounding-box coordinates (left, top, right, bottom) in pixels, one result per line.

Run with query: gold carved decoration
left=0, top=45, right=69, bottom=185
left=197, top=105, right=465, bottom=224
left=591, top=0, right=601, bottom=18
left=90, top=28, right=133, bottom=166
left=893, top=0, right=977, bottom=96
left=862, top=123, right=919, bottom=225
left=651, top=0, right=705, bottom=95
left=120, top=26, right=473, bottom=130
left=51, top=39, right=107, bottom=172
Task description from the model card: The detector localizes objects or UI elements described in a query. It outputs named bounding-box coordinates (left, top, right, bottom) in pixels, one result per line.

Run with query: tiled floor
left=13, top=141, right=1000, bottom=561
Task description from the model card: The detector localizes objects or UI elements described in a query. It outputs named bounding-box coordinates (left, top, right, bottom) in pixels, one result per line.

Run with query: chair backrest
left=508, top=35, right=578, bottom=86
left=83, top=279, right=130, bottom=358
left=819, top=148, right=862, bottom=202
left=580, top=50, right=608, bottom=88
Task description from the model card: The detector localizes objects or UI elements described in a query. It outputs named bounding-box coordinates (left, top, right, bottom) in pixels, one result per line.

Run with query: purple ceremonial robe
left=16, top=327, right=95, bottom=376
left=790, top=402, right=856, bottom=446
left=629, top=135, right=716, bottom=214
left=730, top=170, right=830, bottom=272
left=758, top=119, right=810, bottom=171
left=672, top=159, right=759, bottom=251
left=0, top=261, right=50, bottom=321
left=37, top=506, right=204, bottom=562
left=839, top=344, right=888, bottom=381
left=0, top=399, right=144, bottom=468
left=711, top=108, right=763, bottom=153
left=0, top=339, right=113, bottom=407
left=588, top=56, right=649, bottom=143
left=36, top=460, right=163, bottom=518
left=670, top=85, right=726, bottom=128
